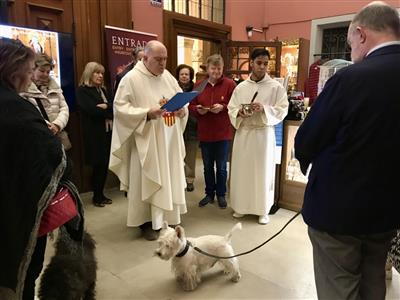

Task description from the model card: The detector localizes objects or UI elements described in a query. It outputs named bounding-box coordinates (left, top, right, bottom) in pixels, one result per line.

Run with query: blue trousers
left=200, top=140, right=229, bottom=198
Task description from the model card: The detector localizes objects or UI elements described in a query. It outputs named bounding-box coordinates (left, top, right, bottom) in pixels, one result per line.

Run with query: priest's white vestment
left=110, top=61, right=188, bottom=229
left=228, top=75, right=288, bottom=216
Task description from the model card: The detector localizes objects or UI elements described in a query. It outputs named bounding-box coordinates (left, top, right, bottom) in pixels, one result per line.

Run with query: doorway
left=177, top=35, right=220, bottom=81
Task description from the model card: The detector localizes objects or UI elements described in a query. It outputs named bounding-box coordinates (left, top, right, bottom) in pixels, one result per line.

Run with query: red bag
left=38, top=186, right=78, bottom=237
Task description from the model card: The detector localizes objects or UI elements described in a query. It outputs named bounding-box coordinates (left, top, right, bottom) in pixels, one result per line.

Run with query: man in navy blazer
left=295, top=1, right=400, bottom=299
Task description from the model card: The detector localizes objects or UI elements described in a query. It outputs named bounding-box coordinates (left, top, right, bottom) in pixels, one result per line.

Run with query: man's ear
left=175, top=226, right=185, bottom=240
left=356, top=26, right=367, bottom=43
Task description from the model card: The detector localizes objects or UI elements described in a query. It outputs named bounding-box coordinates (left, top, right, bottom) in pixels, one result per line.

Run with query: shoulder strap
left=34, top=98, right=50, bottom=121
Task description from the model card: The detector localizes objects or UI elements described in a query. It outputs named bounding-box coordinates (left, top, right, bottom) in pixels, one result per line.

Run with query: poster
left=0, top=24, right=61, bottom=86
left=104, top=25, right=157, bottom=89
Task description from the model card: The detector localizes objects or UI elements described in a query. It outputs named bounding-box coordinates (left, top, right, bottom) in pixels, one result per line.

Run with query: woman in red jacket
left=189, top=54, right=236, bottom=209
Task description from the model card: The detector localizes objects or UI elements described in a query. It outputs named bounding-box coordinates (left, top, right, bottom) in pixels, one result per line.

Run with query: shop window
left=321, top=27, right=351, bottom=60
left=163, top=0, right=224, bottom=24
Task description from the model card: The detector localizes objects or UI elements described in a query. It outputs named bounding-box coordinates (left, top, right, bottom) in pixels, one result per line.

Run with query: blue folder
left=161, top=91, right=199, bottom=112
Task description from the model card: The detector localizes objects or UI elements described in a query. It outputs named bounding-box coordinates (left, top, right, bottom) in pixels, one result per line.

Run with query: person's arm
left=227, top=84, right=246, bottom=129
left=52, top=92, right=69, bottom=131
left=294, top=74, right=346, bottom=174
left=259, top=84, right=288, bottom=126
left=76, top=87, right=110, bottom=118
left=211, top=79, right=236, bottom=113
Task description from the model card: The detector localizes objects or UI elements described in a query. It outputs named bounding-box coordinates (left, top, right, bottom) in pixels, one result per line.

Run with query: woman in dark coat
left=0, top=38, right=65, bottom=300
left=175, top=64, right=198, bottom=192
left=76, top=62, right=113, bottom=207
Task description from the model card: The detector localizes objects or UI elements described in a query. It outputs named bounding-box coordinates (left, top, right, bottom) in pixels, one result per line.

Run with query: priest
left=110, top=40, right=188, bottom=240
left=228, top=48, right=288, bottom=225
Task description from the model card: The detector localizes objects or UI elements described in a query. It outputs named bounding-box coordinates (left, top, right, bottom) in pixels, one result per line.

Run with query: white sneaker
left=258, top=215, right=270, bottom=225
left=233, top=212, right=244, bottom=218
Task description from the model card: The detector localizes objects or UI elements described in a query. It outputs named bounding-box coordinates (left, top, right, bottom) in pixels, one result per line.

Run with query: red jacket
left=189, top=76, right=236, bottom=142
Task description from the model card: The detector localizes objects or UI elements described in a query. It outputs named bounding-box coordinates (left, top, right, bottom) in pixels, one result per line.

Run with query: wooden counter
left=278, top=120, right=307, bottom=212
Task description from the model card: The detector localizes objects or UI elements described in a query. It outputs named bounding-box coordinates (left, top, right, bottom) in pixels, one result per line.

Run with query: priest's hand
left=210, top=103, right=224, bottom=114
left=238, top=109, right=251, bottom=118
left=196, top=105, right=209, bottom=115
left=147, top=107, right=165, bottom=120
left=174, top=107, right=186, bottom=118
left=251, top=102, right=264, bottom=112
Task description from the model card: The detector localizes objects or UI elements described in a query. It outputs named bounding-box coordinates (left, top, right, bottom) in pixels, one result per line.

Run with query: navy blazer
left=295, top=44, right=400, bottom=235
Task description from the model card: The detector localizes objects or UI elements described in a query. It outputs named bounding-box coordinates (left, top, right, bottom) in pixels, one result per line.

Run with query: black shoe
left=199, top=195, right=214, bottom=207
left=217, top=196, right=227, bottom=209
left=186, top=182, right=194, bottom=192
left=140, top=222, right=160, bottom=241
left=102, top=196, right=113, bottom=204
left=93, top=200, right=105, bottom=207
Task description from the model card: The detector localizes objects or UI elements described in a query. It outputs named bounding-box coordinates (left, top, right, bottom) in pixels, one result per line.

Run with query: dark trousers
left=200, top=140, right=229, bottom=198
left=23, top=235, right=47, bottom=300
left=92, top=161, right=109, bottom=202
left=308, top=226, right=395, bottom=300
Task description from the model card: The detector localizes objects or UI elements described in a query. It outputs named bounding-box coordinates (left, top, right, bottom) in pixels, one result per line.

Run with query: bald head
left=143, top=40, right=168, bottom=76
left=350, top=1, right=400, bottom=38
left=347, top=1, right=400, bottom=63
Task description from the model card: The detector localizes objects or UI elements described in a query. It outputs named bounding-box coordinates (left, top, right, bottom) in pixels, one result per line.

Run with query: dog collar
left=175, top=240, right=191, bottom=257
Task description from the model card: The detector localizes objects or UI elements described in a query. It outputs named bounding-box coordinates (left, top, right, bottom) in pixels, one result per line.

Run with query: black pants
left=23, top=235, right=47, bottom=300
left=92, top=161, right=109, bottom=203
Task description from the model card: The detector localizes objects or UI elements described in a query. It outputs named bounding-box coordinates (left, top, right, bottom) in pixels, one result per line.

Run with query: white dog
left=154, top=221, right=242, bottom=291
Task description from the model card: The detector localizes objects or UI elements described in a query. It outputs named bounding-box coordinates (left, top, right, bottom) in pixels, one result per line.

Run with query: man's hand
left=48, top=123, right=60, bottom=135
left=175, top=108, right=186, bottom=118
left=196, top=105, right=209, bottom=115
left=238, top=109, right=251, bottom=118
left=251, top=102, right=264, bottom=112
left=96, top=103, right=108, bottom=109
left=147, top=107, right=165, bottom=120
left=210, top=103, right=224, bottom=114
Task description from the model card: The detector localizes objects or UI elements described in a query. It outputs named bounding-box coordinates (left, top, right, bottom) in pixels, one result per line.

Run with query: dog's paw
left=231, top=271, right=241, bottom=282
left=181, top=281, right=198, bottom=291
left=222, top=269, right=230, bottom=275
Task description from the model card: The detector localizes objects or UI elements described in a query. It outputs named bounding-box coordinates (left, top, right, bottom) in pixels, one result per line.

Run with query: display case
left=280, top=38, right=310, bottom=92
left=279, top=120, right=308, bottom=212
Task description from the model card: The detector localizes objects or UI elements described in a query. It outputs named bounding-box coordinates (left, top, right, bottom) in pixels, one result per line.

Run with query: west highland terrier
left=154, top=222, right=242, bottom=291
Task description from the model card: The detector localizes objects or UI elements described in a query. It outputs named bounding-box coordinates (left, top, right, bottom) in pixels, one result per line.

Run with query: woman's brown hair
left=0, top=37, right=35, bottom=91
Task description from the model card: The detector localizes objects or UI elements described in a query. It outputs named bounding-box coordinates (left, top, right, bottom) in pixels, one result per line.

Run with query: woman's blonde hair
left=79, top=61, right=105, bottom=87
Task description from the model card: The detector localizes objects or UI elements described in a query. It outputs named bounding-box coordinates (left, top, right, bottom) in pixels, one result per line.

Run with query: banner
left=104, top=25, right=157, bottom=89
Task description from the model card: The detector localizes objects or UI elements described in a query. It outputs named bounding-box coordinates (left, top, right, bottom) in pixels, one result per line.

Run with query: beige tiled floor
left=41, top=173, right=400, bottom=299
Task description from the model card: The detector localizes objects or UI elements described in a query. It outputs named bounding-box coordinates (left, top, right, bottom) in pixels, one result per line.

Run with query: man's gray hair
left=206, top=54, right=224, bottom=66
left=351, top=1, right=400, bottom=37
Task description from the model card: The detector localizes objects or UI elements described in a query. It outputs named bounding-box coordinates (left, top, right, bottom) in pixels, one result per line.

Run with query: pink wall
left=131, top=1, right=163, bottom=42
left=225, top=0, right=400, bottom=41
left=225, top=1, right=267, bottom=41
left=131, top=1, right=400, bottom=43
left=264, top=0, right=400, bottom=40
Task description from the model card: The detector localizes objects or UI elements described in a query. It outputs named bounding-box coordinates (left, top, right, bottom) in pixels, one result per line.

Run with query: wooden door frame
left=163, top=10, right=231, bottom=73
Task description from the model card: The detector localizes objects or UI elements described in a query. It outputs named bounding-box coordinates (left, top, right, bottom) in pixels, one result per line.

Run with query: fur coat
left=0, top=83, right=66, bottom=300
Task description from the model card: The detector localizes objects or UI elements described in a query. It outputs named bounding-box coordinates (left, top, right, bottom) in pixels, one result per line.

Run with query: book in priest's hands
left=161, top=91, right=199, bottom=112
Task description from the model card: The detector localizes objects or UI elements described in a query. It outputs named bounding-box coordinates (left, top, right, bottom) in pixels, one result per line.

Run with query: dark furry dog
left=38, top=230, right=97, bottom=300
